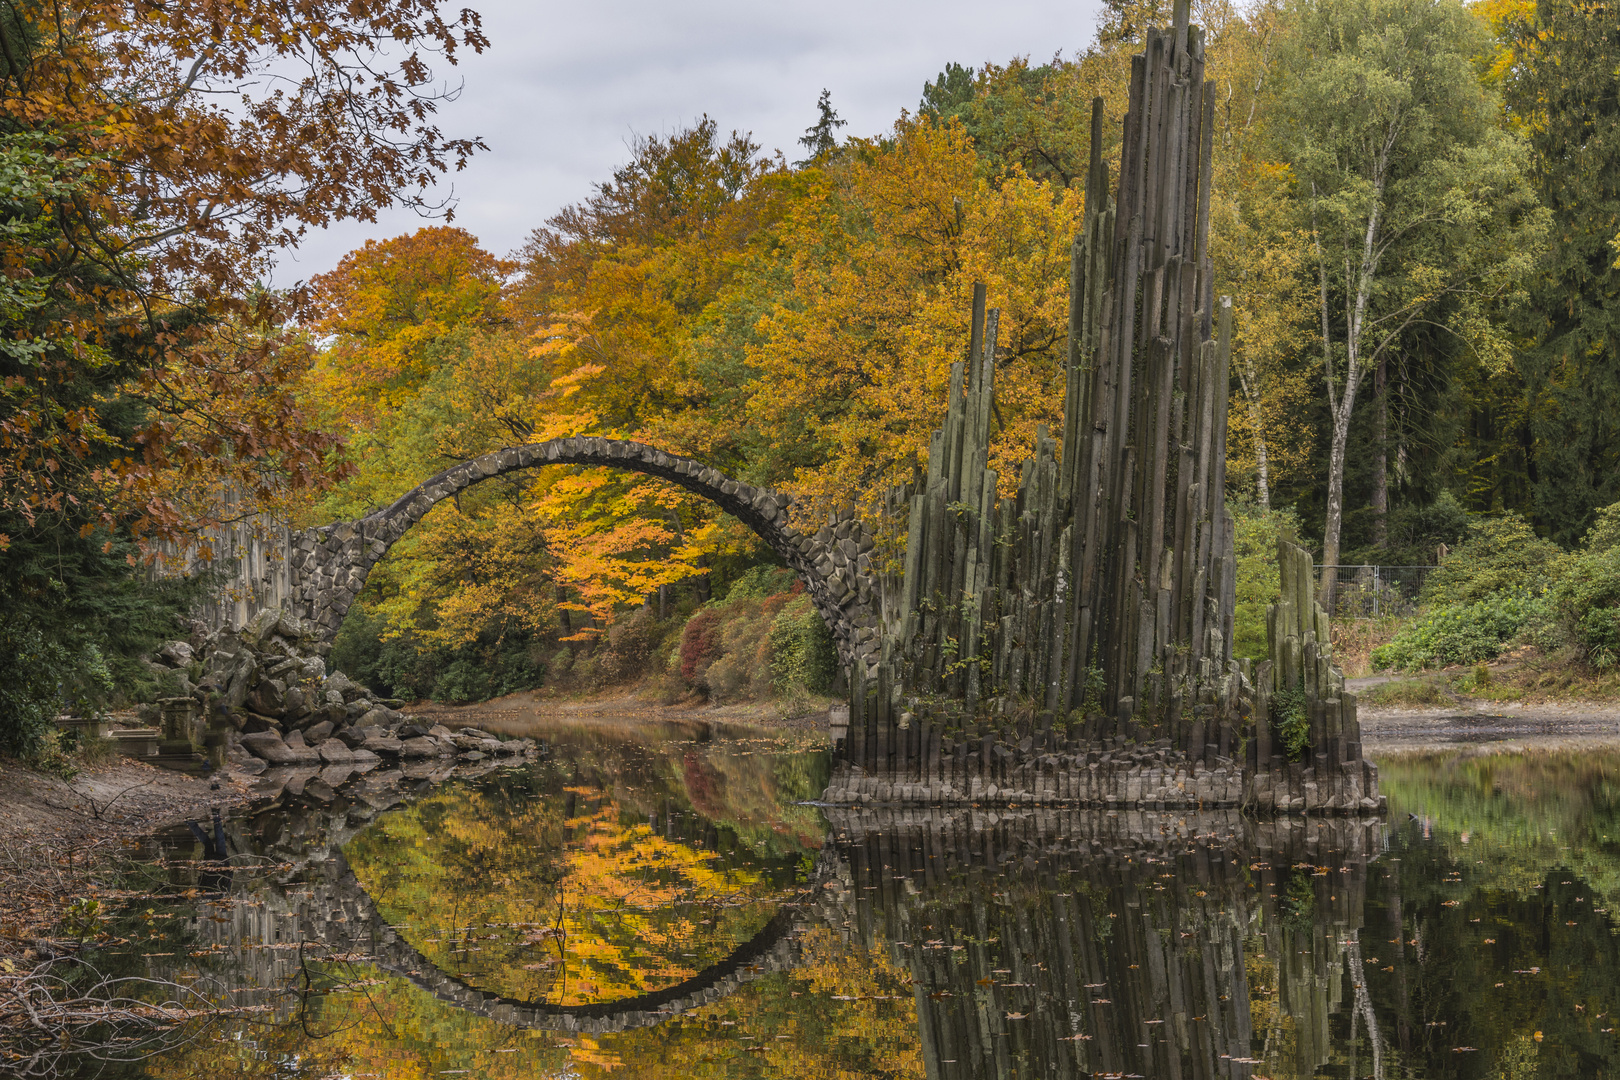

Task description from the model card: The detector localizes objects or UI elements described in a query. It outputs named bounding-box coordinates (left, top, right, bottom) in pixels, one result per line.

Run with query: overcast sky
left=272, top=0, right=1106, bottom=283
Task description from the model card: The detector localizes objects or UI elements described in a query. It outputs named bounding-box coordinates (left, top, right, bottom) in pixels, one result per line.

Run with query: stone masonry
left=283, top=437, right=884, bottom=672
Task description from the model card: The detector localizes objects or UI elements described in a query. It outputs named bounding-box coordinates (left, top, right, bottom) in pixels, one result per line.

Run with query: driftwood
left=834, top=2, right=1378, bottom=814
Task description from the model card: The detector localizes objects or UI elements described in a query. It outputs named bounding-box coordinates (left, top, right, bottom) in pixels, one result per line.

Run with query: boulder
left=349, top=748, right=381, bottom=765
left=242, top=608, right=281, bottom=648
left=240, top=713, right=279, bottom=735
left=362, top=734, right=404, bottom=756
left=452, top=734, right=503, bottom=755
left=159, top=641, right=194, bottom=666
left=457, top=727, right=497, bottom=740
left=266, top=656, right=303, bottom=680
left=360, top=707, right=405, bottom=728
left=335, top=727, right=369, bottom=750
left=318, top=742, right=356, bottom=764
left=282, top=685, right=309, bottom=718
left=460, top=750, right=487, bottom=762
left=241, top=730, right=318, bottom=766
left=428, top=724, right=454, bottom=740
left=275, top=609, right=306, bottom=642
left=399, top=736, right=438, bottom=759
left=247, top=678, right=286, bottom=716
left=398, top=723, right=431, bottom=739
left=304, top=720, right=335, bottom=746
left=322, top=671, right=365, bottom=702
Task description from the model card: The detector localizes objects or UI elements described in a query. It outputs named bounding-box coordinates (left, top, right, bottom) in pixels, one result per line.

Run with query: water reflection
left=818, top=809, right=1378, bottom=1079
left=60, top=742, right=1620, bottom=1078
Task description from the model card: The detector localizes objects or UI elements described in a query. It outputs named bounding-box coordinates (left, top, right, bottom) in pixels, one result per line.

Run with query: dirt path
left=1361, top=700, right=1620, bottom=755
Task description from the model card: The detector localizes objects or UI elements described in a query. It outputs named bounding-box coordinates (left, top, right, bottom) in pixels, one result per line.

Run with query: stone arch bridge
left=284, top=438, right=883, bottom=670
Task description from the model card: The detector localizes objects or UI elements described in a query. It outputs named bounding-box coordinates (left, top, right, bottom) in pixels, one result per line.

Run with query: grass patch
left=1489, top=650, right=1620, bottom=702
left=1332, top=616, right=1412, bottom=679
left=1361, top=677, right=1456, bottom=708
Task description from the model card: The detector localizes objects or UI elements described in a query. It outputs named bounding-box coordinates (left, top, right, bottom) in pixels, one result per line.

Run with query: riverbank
left=404, top=687, right=838, bottom=738
left=0, top=757, right=252, bottom=961
left=1360, top=700, right=1620, bottom=755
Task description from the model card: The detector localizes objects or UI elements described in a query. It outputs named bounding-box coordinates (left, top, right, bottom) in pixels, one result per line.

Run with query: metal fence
left=1313, top=564, right=1437, bottom=618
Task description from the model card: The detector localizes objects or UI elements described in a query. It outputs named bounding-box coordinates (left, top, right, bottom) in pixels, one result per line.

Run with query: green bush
left=1550, top=502, right=1620, bottom=668
left=1421, top=513, right=1563, bottom=607
left=330, top=605, right=545, bottom=703
left=1370, top=590, right=1548, bottom=672
left=1351, top=491, right=1471, bottom=568
left=1229, top=501, right=1304, bottom=661
left=768, top=596, right=838, bottom=696
left=0, top=619, right=72, bottom=756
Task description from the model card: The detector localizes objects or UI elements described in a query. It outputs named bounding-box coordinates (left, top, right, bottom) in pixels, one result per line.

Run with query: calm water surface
left=55, top=722, right=1620, bottom=1078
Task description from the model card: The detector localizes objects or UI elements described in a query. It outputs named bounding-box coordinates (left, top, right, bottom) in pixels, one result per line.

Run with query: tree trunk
left=1239, top=358, right=1271, bottom=510
left=1313, top=169, right=1383, bottom=612
left=1321, top=406, right=1353, bottom=609
left=1372, top=353, right=1388, bottom=547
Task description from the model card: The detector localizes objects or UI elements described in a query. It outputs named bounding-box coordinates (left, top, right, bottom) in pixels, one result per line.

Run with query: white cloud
left=272, top=0, right=1104, bottom=282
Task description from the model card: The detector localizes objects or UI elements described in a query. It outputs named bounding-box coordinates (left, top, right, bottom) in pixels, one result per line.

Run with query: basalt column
left=828, top=0, right=1381, bottom=814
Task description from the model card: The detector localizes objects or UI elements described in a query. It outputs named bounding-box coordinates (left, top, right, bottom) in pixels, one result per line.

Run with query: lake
left=46, top=718, right=1620, bottom=1078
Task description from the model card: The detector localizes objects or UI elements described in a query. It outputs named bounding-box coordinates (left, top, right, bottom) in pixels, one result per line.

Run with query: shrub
left=1229, top=501, right=1304, bottom=661
left=1370, top=590, right=1548, bottom=672
left=0, top=619, right=72, bottom=756
left=724, top=565, right=797, bottom=601
left=1373, top=491, right=1472, bottom=568
left=1421, top=513, right=1562, bottom=607
left=768, top=596, right=838, bottom=696
left=1550, top=502, right=1620, bottom=668
left=680, top=609, right=725, bottom=685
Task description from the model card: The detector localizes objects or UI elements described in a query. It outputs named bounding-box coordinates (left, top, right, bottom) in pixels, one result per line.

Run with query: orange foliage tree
left=0, top=0, right=488, bottom=544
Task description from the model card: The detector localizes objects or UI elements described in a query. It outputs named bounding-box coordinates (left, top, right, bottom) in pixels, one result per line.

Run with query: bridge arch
left=306, top=847, right=854, bottom=1033
left=285, top=437, right=882, bottom=669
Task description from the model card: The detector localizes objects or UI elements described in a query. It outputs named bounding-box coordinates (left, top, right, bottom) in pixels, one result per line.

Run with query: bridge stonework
left=284, top=436, right=883, bottom=671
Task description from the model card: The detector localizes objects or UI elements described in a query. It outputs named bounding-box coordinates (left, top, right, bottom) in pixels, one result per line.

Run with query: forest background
left=2, top=0, right=1617, bottom=747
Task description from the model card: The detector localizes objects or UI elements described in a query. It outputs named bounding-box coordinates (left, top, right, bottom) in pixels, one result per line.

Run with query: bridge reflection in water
left=142, top=773, right=1383, bottom=1078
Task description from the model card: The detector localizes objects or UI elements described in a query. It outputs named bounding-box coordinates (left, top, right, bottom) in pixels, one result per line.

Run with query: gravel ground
left=1361, top=701, right=1620, bottom=755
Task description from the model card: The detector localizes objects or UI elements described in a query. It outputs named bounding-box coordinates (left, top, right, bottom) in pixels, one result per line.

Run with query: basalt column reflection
left=818, top=809, right=1383, bottom=1079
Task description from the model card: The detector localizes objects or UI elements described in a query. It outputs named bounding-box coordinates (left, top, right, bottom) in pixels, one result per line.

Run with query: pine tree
left=797, top=89, right=847, bottom=162
left=1504, top=0, right=1620, bottom=544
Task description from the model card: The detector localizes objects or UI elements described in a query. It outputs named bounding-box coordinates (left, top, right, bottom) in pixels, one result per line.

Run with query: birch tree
left=1269, top=0, right=1546, bottom=605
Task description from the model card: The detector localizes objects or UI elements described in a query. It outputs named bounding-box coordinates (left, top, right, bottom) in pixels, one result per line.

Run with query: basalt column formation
left=818, top=808, right=1384, bottom=1079
left=827, top=2, right=1380, bottom=813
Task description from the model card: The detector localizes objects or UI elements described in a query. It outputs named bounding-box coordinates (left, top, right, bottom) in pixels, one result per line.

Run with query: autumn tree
left=742, top=117, right=1084, bottom=514
left=514, top=119, right=783, bottom=619
left=1268, top=0, right=1546, bottom=602
left=0, top=0, right=488, bottom=740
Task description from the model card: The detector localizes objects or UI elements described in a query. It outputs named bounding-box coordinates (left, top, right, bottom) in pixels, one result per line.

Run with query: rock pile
left=138, top=606, right=537, bottom=773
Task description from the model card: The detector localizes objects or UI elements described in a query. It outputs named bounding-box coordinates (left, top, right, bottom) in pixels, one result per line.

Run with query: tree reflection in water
left=66, top=739, right=1620, bottom=1078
